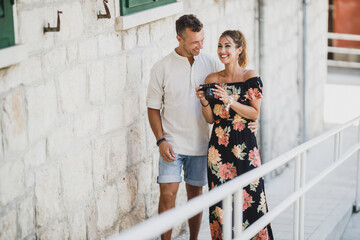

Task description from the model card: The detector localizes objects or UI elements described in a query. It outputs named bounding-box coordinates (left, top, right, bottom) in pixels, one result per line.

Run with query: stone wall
left=305, top=0, right=328, bottom=139
left=0, top=0, right=327, bottom=239
left=260, top=0, right=328, bottom=159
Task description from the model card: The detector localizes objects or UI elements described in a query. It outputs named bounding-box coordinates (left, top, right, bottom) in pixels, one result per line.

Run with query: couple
left=147, top=14, right=273, bottom=240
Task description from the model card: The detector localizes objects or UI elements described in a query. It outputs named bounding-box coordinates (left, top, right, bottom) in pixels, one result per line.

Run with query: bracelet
left=200, top=100, right=209, bottom=107
left=225, top=96, right=234, bottom=111
left=156, top=137, right=166, bottom=146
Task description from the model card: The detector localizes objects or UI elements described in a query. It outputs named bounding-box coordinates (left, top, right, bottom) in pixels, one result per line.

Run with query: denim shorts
left=157, top=153, right=207, bottom=187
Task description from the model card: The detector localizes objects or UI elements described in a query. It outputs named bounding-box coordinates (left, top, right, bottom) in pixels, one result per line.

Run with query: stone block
left=96, top=184, right=119, bottom=231
left=100, top=103, right=124, bottom=134
left=82, top=1, right=100, bottom=35
left=131, top=196, right=146, bottom=223
left=92, top=138, right=108, bottom=190
left=2, top=90, right=27, bottom=153
left=78, top=38, right=98, bottom=62
left=47, top=120, right=74, bottom=159
left=88, top=61, right=105, bottom=105
left=55, top=2, right=83, bottom=42
left=69, top=209, right=87, bottom=240
left=145, top=191, right=159, bottom=218
left=145, top=121, right=156, bottom=153
left=118, top=173, right=136, bottom=214
left=137, top=160, right=152, bottom=194
left=122, top=28, right=137, bottom=51
left=25, top=170, right=35, bottom=189
left=123, top=93, right=140, bottom=127
left=126, top=50, right=142, bottom=91
left=0, top=128, right=3, bottom=162
left=137, top=24, right=150, bottom=47
left=26, top=80, right=57, bottom=143
left=118, top=213, right=134, bottom=232
left=0, top=160, right=24, bottom=206
left=0, top=209, right=16, bottom=239
left=35, top=164, right=61, bottom=228
left=141, top=48, right=152, bottom=86
left=85, top=199, right=98, bottom=240
left=66, top=43, right=78, bottom=65
left=149, top=19, right=166, bottom=43
left=138, top=90, right=147, bottom=119
left=128, top=121, right=146, bottom=165
left=38, top=218, right=69, bottom=240
left=98, top=33, right=123, bottom=57
left=0, top=57, right=42, bottom=92
left=104, top=55, right=126, bottom=102
left=18, top=197, right=35, bottom=238
left=24, top=139, right=46, bottom=170
left=58, top=67, right=87, bottom=114
left=42, top=47, right=67, bottom=76
left=17, top=7, right=54, bottom=52
left=73, top=110, right=99, bottom=138
left=198, top=5, right=220, bottom=24
left=108, top=132, right=128, bottom=181
left=61, top=144, right=93, bottom=210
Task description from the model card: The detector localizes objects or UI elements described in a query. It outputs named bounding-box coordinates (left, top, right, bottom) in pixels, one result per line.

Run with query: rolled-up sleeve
left=146, top=66, right=163, bottom=110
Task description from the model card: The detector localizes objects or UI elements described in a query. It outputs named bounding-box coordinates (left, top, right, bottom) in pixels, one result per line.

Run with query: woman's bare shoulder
left=205, top=71, right=222, bottom=84
left=244, top=69, right=259, bottom=79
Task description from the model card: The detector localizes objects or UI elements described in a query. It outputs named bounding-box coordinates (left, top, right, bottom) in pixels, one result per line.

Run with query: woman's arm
left=213, top=85, right=261, bottom=121
left=196, top=73, right=220, bottom=124
left=196, top=86, right=214, bottom=124
left=229, top=98, right=261, bottom=121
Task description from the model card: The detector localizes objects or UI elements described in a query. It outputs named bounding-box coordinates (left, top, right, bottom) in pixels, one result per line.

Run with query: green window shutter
left=120, top=0, right=176, bottom=16
left=0, top=0, right=15, bottom=49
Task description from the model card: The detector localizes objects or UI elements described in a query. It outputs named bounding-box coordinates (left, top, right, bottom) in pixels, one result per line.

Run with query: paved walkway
left=174, top=67, right=360, bottom=240
left=341, top=210, right=360, bottom=240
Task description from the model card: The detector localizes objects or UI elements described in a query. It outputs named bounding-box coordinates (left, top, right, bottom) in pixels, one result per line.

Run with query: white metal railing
left=327, top=32, right=360, bottom=68
left=108, top=115, right=360, bottom=240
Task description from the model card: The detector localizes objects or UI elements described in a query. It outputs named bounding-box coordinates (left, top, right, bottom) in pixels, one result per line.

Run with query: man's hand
left=248, top=120, right=258, bottom=135
left=159, top=141, right=177, bottom=162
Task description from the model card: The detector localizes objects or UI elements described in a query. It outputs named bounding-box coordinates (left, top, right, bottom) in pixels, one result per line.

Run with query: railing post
left=299, top=151, right=306, bottom=240
left=294, top=152, right=306, bottom=240
left=354, top=120, right=360, bottom=212
left=234, top=189, right=243, bottom=238
left=293, top=154, right=301, bottom=240
left=223, top=195, right=232, bottom=240
left=334, top=131, right=343, bottom=162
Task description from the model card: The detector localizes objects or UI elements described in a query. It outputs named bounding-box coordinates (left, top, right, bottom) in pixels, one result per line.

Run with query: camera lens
left=205, top=88, right=214, bottom=100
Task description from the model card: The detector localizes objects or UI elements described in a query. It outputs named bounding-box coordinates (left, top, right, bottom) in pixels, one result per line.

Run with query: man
left=146, top=14, right=256, bottom=240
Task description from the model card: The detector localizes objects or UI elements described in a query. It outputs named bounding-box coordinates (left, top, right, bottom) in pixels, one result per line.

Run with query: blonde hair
left=220, top=30, right=247, bottom=67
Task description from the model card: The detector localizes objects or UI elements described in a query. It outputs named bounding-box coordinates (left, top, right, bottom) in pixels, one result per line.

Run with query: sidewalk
left=176, top=129, right=358, bottom=240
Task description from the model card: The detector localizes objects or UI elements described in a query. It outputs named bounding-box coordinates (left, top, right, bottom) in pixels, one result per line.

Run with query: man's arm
left=147, top=108, right=176, bottom=161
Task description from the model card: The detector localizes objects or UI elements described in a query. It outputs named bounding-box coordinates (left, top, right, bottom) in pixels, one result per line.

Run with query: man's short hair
left=176, top=14, right=203, bottom=38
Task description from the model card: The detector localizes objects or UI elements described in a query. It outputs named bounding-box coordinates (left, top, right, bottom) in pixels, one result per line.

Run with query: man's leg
left=186, top=183, right=203, bottom=240
left=159, top=182, right=180, bottom=240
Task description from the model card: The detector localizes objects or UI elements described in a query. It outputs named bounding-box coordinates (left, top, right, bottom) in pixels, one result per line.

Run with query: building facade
left=0, top=0, right=327, bottom=239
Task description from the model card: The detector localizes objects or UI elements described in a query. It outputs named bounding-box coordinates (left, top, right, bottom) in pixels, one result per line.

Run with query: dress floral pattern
left=207, top=77, right=273, bottom=240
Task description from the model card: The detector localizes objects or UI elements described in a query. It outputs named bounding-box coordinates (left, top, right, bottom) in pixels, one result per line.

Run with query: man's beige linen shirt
left=147, top=50, right=222, bottom=156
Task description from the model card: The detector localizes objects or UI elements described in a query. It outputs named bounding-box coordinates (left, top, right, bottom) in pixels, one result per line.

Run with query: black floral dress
left=207, top=77, right=273, bottom=240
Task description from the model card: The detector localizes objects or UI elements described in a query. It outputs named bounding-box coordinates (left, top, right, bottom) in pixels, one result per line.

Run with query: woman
left=196, top=30, right=273, bottom=240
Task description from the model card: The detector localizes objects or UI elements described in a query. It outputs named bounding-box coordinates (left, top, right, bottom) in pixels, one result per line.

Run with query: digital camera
left=199, top=83, right=217, bottom=101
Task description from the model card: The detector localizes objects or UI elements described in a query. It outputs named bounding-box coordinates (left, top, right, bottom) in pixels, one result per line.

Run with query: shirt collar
left=172, top=49, right=199, bottom=63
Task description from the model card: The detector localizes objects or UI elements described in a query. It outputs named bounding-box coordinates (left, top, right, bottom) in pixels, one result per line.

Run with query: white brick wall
left=2, top=91, right=27, bottom=153
left=0, top=0, right=327, bottom=238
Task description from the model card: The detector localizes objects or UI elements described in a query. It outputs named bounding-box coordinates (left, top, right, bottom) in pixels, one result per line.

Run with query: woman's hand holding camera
left=195, top=86, right=209, bottom=107
left=213, top=85, right=231, bottom=105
